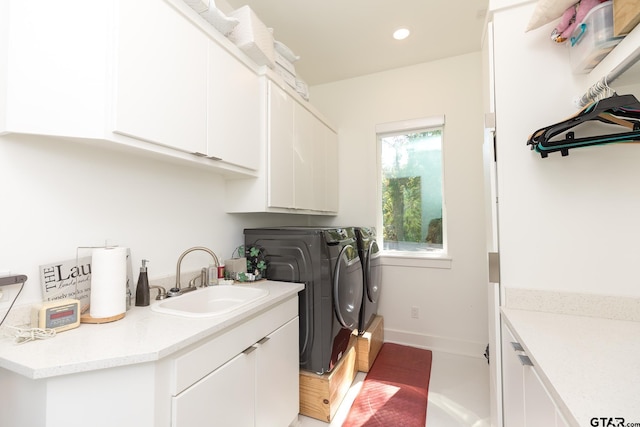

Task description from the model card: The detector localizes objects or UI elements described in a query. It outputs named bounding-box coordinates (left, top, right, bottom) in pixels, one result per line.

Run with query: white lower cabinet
left=169, top=298, right=299, bottom=427
left=502, top=323, right=525, bottom=427
left=502, top=321, right=569, bottom=427
left=523, top=363, right=556, bottom=426
left=173, top=349, right=256, bottom=427
left=256, top=318, right=300, bottom=427
left=0, top=296, right=300, bottom=427
left=172, top=317, right=299, bottom=427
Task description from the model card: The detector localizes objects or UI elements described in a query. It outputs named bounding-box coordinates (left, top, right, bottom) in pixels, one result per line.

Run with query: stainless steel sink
left=150, top=285, right=269, bottom=317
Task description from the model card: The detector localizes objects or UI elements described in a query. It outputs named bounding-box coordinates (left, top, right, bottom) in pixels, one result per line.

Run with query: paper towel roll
left=90, top=247, right=127, bottom=318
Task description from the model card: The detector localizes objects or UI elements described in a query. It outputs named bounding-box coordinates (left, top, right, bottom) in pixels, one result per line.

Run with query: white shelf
left=585, top=21, right=640, bottom=88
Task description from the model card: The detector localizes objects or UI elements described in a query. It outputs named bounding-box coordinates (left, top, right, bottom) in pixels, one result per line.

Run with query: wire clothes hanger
left=527, top=91, right=640, bottom=158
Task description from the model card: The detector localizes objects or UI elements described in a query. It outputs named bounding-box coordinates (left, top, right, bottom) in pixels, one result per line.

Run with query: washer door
left=365, top=240, right=382, bottom=303
left=333, top=244, right=363, bottom=329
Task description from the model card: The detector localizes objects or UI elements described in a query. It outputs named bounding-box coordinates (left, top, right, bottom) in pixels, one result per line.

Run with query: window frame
left=375, top=115, right=449, bottom=262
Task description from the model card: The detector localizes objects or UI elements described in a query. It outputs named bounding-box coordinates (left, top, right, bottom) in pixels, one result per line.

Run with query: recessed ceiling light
left=393, top=28, right=410, bottom=40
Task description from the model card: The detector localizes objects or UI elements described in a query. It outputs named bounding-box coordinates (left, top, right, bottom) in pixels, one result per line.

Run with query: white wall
left=0, top=45, right=490, bottom=358
left=0, top=134, right=306, bottom=309
left=492, top=3, right=640, bottom=298
left=310, top=53, right=490, bottom=356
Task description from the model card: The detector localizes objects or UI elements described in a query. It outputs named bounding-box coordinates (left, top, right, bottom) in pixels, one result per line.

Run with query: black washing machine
left=354, top=227, right=382, bottom=334
left=244, top=227, right=363, bottom=374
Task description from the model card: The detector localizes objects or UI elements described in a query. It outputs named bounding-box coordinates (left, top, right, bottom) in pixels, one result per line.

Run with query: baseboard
left=383, top=328, right=486, bottom=359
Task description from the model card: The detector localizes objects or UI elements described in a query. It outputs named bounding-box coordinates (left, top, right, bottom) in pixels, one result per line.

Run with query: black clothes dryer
left=354, top=227, right=382, bottom=334
left=244, top=227, right=363, bottom=374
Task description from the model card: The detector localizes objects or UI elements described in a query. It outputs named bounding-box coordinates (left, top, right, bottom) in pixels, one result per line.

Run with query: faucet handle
left=149, top=285, right=167, bottom=300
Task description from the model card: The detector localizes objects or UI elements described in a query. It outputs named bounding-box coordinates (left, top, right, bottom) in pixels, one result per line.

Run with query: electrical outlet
left=411, top=306, right=419, bottom=319
left=0, top=284, right=20, bottom=307
left=0, top=271, right=22, bottom=309
left=0, top=271, right=10, bottom=303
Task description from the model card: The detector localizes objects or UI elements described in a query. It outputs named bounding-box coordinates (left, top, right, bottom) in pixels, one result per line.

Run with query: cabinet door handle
left=207, top=156, right=222, bottom=161
left=257, top=336, right=270, bottom=346
left=243, top=345, right=258, bottom=355
left=518, top=355, right=533, bottom=366
left=510, top=342, right=524, bottom=352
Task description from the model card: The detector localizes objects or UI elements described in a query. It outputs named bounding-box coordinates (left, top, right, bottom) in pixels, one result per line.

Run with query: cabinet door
left=523, top=364, right=556, bottom=426
left=293, top=103, right=316, bottom=210
left=325, top=127, right=340, bottom=212
left=207, top=41, right=260, bottom=170
left=114, top=0, right=208, bottom=154
left=172, top=349, right=256, bottom=427
left=556, top=410, right=570, bottom=427
left=267, top=82, right=295, bottom=209
left=312, top=120, right=327, bottom=212
left=501, top=324, right=525, bottom=427
left=255, top=317, right=299, bottom=427
left=3, top=0, right=110, bottom=138
left=313, top=120, right=339, bottom=212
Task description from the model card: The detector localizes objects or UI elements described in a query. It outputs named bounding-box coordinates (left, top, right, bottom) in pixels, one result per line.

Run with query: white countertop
left=0, top=281, right=304, bottom=379
left=502, top=308, right=640, bottom=426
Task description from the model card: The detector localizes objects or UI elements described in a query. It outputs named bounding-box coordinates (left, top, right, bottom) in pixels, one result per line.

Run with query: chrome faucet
left=170, top=246, right=220, bottom=296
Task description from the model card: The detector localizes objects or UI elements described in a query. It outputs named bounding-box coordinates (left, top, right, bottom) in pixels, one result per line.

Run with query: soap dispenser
left=135, top=259, right=150, bottom=307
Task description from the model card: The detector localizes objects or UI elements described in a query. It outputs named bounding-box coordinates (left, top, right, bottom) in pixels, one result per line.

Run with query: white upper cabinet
left=322, top=122, right=340, bottom=212
left=267, top=81, right=295, bottom=209
left=225, top=78, right=339, bottom=215
left=0, top=0, right=264, bottom=177
left=113, top=0, right=208, bottom=155
left=294, top=103, right=339, bottom=212
left=0, top=0, right=338, bottom=189
left=1, top=0, right=111, bottom=138
left=207, top=40, right=261, bottom=170
left=293, top=103, right=316, bottom=210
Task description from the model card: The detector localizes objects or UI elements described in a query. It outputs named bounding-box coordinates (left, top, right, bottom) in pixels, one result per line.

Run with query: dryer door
left=366, top=240, right=382, bottom=303
left=333, top=244, right=363, bottom=329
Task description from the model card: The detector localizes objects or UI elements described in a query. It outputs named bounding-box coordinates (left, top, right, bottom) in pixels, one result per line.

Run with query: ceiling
left=223, top=0, right=490, bottom=86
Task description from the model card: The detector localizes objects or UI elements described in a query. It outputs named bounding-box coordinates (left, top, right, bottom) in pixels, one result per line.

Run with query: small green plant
left=245, top=245, right=266, bottom=279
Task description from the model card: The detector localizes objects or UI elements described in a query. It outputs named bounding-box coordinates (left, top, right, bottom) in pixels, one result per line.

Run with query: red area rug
left=343, top=343, right=433, bottom=427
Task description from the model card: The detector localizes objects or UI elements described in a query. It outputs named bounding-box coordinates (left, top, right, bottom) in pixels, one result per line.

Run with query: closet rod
left=577, top=49, right=640, bottom=107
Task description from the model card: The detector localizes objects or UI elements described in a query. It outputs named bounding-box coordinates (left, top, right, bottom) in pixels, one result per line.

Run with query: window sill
left=380, top=252, right=452, bottom=269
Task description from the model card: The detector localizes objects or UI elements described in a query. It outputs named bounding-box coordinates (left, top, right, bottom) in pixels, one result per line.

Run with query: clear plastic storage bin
left=570, top=1, right=624, bottom=74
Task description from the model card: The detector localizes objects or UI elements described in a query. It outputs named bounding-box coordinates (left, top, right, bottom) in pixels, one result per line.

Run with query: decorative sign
left=39, top=249, right=133, bottom=312
left=40, top=257, right=92, bottom=309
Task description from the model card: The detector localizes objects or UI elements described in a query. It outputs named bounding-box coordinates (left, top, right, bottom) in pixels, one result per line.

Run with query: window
left=377, top=116, right=445, bottom=254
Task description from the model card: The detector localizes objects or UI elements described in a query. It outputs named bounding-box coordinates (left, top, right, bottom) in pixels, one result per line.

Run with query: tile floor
left=297, top=351, right=491, bottom=427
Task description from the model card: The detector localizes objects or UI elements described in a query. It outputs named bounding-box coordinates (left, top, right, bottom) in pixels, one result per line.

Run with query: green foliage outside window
left=380, top=128, right=443, bottom=251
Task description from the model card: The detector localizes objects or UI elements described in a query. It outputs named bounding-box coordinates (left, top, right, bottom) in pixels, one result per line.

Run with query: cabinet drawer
left=171, top=296, right=298, bottom=394
left=172, top=349, right=256, bottom=427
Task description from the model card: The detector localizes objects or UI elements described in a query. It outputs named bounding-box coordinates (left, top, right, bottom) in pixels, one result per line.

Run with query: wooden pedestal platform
left=299, top=316, right=385, bottom=422
left=356, top=315, right=384, bottom=372
left=299, top=335, right=358, bottom=422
